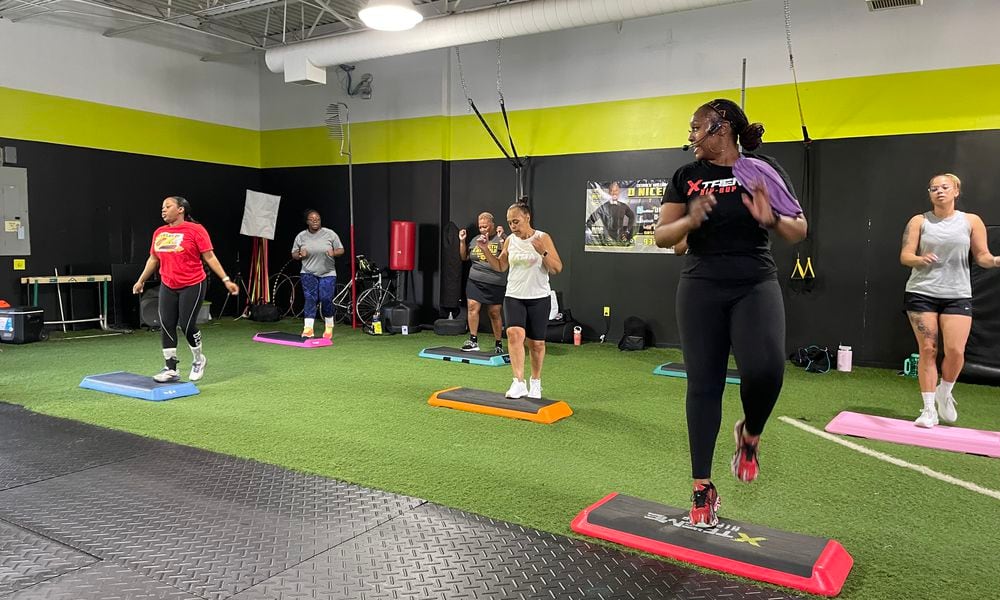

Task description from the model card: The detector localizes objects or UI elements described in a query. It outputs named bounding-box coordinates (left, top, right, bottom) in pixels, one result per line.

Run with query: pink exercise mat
left=252, top=331, right=332, bottom=348
left=825, top=411, right=1000, bottom=458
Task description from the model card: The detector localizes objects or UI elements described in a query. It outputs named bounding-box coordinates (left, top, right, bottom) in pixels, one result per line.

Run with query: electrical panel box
left=0, top=166, right=30, bottom=256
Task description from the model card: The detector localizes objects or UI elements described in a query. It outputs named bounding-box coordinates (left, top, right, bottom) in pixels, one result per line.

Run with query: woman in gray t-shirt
left=292, top=210, right=345, bottom=339
left=901, top=173, right=1000, bottom=428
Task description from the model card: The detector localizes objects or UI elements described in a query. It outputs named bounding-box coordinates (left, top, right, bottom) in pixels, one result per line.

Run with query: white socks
left=189, top=344, right=203, bottom=363
left=324, top=317, right=334, bottom=328
left=921, top=392, right=936, bottom=410
left=304, top=318, right=315, bottom=329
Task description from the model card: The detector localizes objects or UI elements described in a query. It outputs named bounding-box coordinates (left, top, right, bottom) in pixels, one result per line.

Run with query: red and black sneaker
left=731, top=419, right=760, bottom=483
left=689, top=482, right=721, bottom=528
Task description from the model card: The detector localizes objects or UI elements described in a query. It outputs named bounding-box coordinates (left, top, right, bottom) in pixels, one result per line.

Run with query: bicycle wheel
left=269, top=273, right=297, bottom=318
left=332, top=282, right=353, bottom=324
left=356, top=287, right=396, bottom=327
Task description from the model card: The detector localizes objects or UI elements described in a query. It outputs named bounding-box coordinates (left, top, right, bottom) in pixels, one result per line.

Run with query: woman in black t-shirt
left=654, top=99, right=807, bottom=528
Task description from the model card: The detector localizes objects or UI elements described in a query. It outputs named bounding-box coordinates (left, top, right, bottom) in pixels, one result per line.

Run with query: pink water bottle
left=573, top=326, right=582, bottom=346
left=837, top=345, right=852, bottom=372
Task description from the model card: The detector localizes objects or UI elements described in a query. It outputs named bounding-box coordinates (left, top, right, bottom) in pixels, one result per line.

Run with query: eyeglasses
left=927, top=185, right=953, bottom=193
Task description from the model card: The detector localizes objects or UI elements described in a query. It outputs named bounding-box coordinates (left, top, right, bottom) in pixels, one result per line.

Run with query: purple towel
left=733, top=156, right=803, bottom=218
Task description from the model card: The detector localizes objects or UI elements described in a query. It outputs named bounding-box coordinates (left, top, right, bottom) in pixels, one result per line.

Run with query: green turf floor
left=1, top=319, right=998, bottom=599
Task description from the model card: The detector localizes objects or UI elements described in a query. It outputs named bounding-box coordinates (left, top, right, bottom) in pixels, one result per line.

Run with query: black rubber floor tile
left=232, top=503, right=801, bottom=600
left=0, top=448, right=424, bottom=600
left=4, top=561, right=202, bottom=599
left=0, top=519, right=97, bottom=595
left=0, top=403, right=164, bottom=491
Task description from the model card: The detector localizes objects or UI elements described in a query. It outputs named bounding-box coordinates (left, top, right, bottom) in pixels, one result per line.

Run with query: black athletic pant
left=159, top=280, right=207, bottom=351
left=676, top=276, right=785, bottom=479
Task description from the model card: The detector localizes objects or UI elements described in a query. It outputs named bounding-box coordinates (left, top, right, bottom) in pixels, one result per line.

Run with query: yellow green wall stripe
left=0, top=86, right=260, bottom=168
left=3, top=64, right=998, bottom=169
left=263, top=64, right=1000, bottom=167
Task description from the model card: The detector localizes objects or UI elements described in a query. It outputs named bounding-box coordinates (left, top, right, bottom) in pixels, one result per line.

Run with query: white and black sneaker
left=190, top=355, right=207, bottom=382
left=153, top=368, right=180, bottom=383
left=461, top=339, right=480, bottom=352
left=495, top=344, right=505, bottom=355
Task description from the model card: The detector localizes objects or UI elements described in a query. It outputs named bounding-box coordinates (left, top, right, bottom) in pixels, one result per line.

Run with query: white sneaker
left=528, top=378, right=542, bottom=399
left=505, top=378, right=528, bottom=399
left=914, top=408, right=938, bottom=428
left=153, top=368, right=180, bottom=383
left=190, top=355, right=207, bottom=382
left=936, top=393, right=958, bottom=424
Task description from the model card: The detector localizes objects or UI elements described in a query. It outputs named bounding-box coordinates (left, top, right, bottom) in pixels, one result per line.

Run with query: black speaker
left=140, top=287, right=160, bottom=328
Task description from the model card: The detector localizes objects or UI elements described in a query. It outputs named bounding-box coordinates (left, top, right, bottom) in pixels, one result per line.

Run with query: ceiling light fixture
left=358, top=0, right=423, bottom=31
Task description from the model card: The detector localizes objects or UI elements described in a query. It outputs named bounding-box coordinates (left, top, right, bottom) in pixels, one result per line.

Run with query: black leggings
left=159, top=281, right=207, bottom=350
left=676, top=277, right=786, bottom=479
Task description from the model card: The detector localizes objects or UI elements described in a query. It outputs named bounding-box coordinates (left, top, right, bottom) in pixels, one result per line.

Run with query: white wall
left=260, top=0, right=1000, bottom=128
left=0, top=19, right=261, bottom=130
left=258, top=49, right=451, bottom=131
left=4, top=0, right=998, bottom=134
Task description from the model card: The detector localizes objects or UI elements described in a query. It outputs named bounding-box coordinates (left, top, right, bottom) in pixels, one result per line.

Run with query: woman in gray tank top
left=900, top=173, right=1000, bottom=428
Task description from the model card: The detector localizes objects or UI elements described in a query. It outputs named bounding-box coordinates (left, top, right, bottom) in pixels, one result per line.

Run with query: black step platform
left=0, top=403, right=801, bottom=599
left=572, top=492, right=853, bottom=597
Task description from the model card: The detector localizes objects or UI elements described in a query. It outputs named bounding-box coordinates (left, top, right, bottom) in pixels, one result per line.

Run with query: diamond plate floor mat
left=0, top=444, right=424, bottom=600
left=0, top=406, right=799, bottom=600
left=0, top=519, right=97, bottom=596
left=231, top=503, right=802, bottom=600
left=4, top=562, right=202, bottom=600
left=0, top=403, right=165, bottom=491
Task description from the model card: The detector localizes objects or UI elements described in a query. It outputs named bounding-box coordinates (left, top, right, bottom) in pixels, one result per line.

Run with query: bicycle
left=355, top=267, right=397, bottom=327
left=329, top=255, right=393, bottom=326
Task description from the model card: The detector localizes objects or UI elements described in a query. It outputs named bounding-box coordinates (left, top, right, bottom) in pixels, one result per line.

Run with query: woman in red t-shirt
left=133, top=196, right=239, bottom=383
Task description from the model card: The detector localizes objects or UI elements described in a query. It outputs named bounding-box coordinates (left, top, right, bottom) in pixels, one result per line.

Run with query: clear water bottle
left=372, top=310, right=382, bottom=335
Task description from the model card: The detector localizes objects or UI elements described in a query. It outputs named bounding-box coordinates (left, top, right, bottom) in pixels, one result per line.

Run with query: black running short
left=503, top=296, right=551, bottom=341
left=903, top=292, right=972, bottom=316
left=466, top=278, right=506, bottom=305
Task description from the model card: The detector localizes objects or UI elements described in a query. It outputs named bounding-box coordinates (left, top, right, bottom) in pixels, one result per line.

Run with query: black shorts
left=503, top=296, right=551, bottom=341
left=466, top=279, right=506, bottom=305
left=903, top=292, right=972, bottom=316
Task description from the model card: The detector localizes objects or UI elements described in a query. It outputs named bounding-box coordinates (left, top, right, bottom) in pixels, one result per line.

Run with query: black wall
left=0, top=138, right=261, bottom=326
left=450, top=130, right=1000, bottom=367
left=4, top=128, right=998, bottom=367
left=259, top=161, right=446, bottom=318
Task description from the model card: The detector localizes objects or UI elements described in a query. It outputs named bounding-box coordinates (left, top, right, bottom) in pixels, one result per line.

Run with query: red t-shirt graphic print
left=151, top=220, right=213, bottom=289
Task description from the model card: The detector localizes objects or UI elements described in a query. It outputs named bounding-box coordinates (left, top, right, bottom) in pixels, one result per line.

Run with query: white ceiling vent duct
left=267, top=0, right=749, bottom=84
left=866, top=0, right=923, bottom=12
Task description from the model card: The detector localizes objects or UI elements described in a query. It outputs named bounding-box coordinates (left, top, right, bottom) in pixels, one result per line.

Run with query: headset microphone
left=682, top=120, right=722, bottom=152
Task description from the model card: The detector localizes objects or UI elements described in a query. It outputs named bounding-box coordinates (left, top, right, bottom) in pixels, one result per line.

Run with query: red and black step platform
left=572, top=493, right=853, bottom=597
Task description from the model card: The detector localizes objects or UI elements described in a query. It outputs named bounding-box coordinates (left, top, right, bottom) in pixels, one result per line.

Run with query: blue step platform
left=419, top=346, right=510, bottom=367
left=653, top=362, right=741, bottom=385
left=80, top=371, right=199, bottom=401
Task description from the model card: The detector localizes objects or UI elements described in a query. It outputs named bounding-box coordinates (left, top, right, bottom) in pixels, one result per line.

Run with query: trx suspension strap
left=784, top=0, right=816, bottom=291
left=455, top=41, right=527, bottom=202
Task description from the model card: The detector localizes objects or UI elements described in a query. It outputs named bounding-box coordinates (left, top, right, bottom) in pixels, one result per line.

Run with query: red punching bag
left=390, top=220, right=416, bottom=271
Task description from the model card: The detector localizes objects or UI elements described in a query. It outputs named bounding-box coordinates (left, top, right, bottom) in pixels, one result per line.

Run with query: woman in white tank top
left=478, top=202, right=563, bottom=400
left=900, top=173, right=1000, bottom=428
